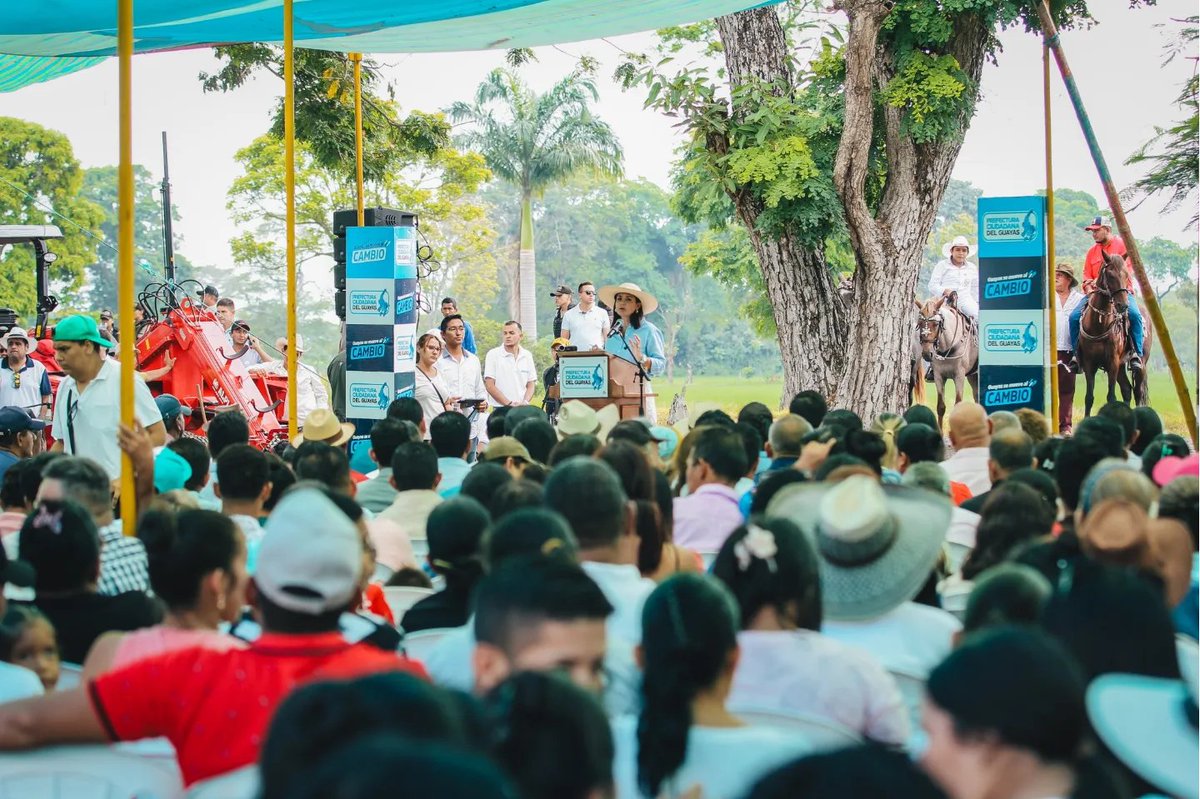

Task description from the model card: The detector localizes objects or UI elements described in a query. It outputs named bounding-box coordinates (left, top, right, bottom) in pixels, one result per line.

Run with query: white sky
left=3, top=0, right=1196, bottom=274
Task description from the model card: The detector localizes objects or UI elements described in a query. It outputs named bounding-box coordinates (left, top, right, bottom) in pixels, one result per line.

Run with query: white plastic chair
left=698, top=551, right=718, bottom=571
left=56, top=663, right=83, bottom=691
left=943, top=541, right=972, bottom=575
left=187, top=765, right=258, bottom=799
left=0, top=744, right=184, bottom=799
left=888, top=668, right=928, bottom=751
left=402, top=628, right=454, bottom=662
left=410, top=538, right=429, bottom=560
left=384, top=586, right=435, bottom=616
left=730, top=705, right=862, bottom=752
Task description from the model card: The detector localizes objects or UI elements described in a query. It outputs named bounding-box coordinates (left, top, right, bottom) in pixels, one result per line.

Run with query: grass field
left=648, top=372, right=1198, bottom=436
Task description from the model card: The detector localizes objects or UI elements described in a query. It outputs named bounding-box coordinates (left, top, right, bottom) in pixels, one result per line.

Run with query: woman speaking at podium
left=599, top=282, right=667, bottom=422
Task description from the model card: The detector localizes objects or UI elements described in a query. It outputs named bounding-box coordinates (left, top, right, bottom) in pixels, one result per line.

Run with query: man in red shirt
left=0, top=488, right=426, bottom=786
left=1068, top=216, right=1145, bottom=371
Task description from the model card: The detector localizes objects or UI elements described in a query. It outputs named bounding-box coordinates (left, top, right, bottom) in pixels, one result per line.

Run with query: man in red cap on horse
left=1068, top=216, right=1145, bottom=372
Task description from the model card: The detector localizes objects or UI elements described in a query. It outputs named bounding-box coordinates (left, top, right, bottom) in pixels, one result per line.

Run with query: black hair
left=20, top=452, right=64, bottom=506
left=19, top=499, right=99, bottom=592
left=1140, top=433, right=1191, bottom=481
left=487, top=671, right=614, bottom=799
left=386, top=397, right=425, bottom=429
left=543, top=458, right=628, bottom=549
left=607, top=420, right=658, bottom=448
left=1158, top=476, right=1198, bottom=549
left=733, top=422, right=763, bottom=476
left=42, top=457, right=110, bottom=518
left=138, top=509, right=240, bottom=610
left=927, top=626, right=1087, bottom=764
left=736, top=402, right=774, bottom=445
left=260, top=673, right=474, bottom=799
left=521, top=462, right=548, bottom=485
left=263, top=452, right=295, bottom=512
left=370, top=417, right=419, bottom=467
left=690, top=426, right=749, bottom=484
left=167, top=438, right=210, bottom=491
left=746, top=745, right=946, bottom=799
left=0, top=461, right=29, bottom=509
left=488, top=479, right=544, bottom=521
left=440, top=296, right=458, bottom=307
left=548, top=435, right=602, bottom=467
left=896, top=423, right=944, bottom=464
left=1097, top=401, right=1136, bottom=446
left=1040, top=558, right=1180, bottom=681
left=484, top=508, right=578, bottom=570
left=461, top=462, right=514, bottom=508
left=841, top=429, right=886, bottom=475
left=0, top=605, right=54, bottom=664
left=749, top=469, right=808, bottom=515
left=902, top=404, right=939, bottom=430
left=1130, top=406, right=1163, bottom=456
left=512, top=418, right=557, bottom=465
left=391, top=441, right=439, bottom=491
left=788, top=390, right=828, bottom=428
left=207, top=410, right=250, bottom=459
left=430, top=412, right=470, bottom=459
left=439, top=313, right=464, bottom=332
left=215, top=444, right=270, bottom=502
left=487, top=407, right=510, bottom=440
left=821, top=408, right=863, bottom=432
left=1004, top=467, right=1058, bottom=510
left=961, top=482, right=1055, bottom=580
left=1054, top=434, right=1112, bottom=510
left=638, top=574, right=740, bottom=799
left=474, top=556, right=612, bottom=653
left=713, top=517, right=821, bottom=631
left=387, top=566, right=433, bottom=588
left=1032, top=436, right=1064, bottom=478
left=293, top=441, right=351, bottom=492
left=504, top=405, right=545, bottom=436
left=256, top=589, right=345, bottom=634
left=1073, top=417, right=1126, bottom=459
left=813, top=454, right=870, bottom=482
left=962, top=564, right=1052, bottom=635
left=989, top=428, right=1034, bottom=473
left=692, top=409, right=735, bottom=429
left=597, top=440, right=655, bottom=501
left=594, top=441, right=663, bottom=574
left=652, top=469, right=675, bottom=540
left=426, top=497, right=489, bottom=591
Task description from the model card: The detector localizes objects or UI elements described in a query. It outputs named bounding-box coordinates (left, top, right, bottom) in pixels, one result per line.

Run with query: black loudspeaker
left=332, top=207, right=418, bottom=237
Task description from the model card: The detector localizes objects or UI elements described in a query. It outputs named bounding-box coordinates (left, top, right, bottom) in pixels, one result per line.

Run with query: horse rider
left=925, top=235, right=979, bottom=379
left=1068, top=216, right=1145, bottom=373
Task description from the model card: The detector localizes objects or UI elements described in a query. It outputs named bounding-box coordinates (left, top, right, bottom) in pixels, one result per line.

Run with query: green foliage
left=880, top=52, right=971, bottom=142
left=0, top=117, right=104, bottom=319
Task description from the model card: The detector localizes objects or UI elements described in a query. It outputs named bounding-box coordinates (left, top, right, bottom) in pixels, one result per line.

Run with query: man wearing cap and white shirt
left=550, top=284, right=575, bottom=340
left=154, top=394, right=192, bottom=446
left=0, top=408, right=44, bottom=486
left=0, top=488, right=427, bottom=787
left=249, top=334, right=328, bottom=426
left=50, top=315, right=166, bottom=480
left=1069, top=216, right=1146, bottom=372
left=0, top=329, right=50, bottom=420
left=559, top=281, right=610, bottom=351
left=230, top=320, right=268, bottom=367
left=484, top=322, right=536, bottom=409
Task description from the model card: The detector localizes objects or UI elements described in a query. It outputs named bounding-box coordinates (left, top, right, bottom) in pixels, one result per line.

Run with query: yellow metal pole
left=118, top=0, right=137, bottom=535
left=284, top=0, right=298, bottom=439
left=1044, top=44, right=1059, bottom=434
left=350, top=53, right=365, bottom=226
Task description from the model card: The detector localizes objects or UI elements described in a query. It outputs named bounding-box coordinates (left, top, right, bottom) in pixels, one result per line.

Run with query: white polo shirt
left=51, top=358, right=162, bottom=479
left=561, top=305, right=610, bottom=350
left=483, top=346, right=536, bottom=406
left=0, top=357, right=50, bottom=412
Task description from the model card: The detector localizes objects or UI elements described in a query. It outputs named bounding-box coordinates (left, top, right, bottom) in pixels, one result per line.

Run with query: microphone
left=608, top=319, right=623, bottom=339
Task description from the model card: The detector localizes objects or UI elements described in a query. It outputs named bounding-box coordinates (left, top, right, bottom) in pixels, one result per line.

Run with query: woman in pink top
left=712, top=518, right=909, bottom=745
left=82, top=509, right=248, bottom=680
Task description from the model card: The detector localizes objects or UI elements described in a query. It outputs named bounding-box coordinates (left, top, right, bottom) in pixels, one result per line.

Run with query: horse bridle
left=1079, top=263, right=1130, bottom=341
left=919, top=310, right=967, bottom=359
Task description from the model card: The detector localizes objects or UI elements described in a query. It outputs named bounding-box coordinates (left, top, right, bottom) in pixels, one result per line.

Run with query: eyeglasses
left=581, top=289, right=596, bottom=295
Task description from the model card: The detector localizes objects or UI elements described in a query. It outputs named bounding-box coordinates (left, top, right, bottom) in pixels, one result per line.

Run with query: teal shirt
left=604, top=319, right=667, bottom=377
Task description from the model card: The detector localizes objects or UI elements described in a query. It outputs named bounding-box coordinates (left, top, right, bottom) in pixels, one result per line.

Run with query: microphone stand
left=609, top=320, right=650, bottom=418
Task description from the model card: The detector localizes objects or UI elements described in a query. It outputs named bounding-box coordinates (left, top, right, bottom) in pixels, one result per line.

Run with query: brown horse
left=1077, top=252, right=1139, bottom=415
left=917, top=294, right=979, bottom=431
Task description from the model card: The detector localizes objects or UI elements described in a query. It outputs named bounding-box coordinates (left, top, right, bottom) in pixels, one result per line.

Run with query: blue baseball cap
left=0, top=406, right=46, bottom=433
left=154, top=394, right=192, bottom=424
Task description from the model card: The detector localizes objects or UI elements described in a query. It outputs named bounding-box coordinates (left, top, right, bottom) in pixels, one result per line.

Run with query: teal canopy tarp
left=0, top=0, right=774, bottom=92
left=0, top=53, right=105, bottom=92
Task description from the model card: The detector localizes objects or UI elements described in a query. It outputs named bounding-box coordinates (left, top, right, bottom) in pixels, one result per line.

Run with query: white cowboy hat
left=767, top=475, right=951, bottom=621
left=556, top=400, right=620, bottom=441
left=598, top=282, right=658, bottom=315
left=941, top=235, right=977, bottom=258
left=275, top=333, right=306, bottom=354
left=291, top=407, right=355, bottom=448
left=1, top=328, right=32, bottom=348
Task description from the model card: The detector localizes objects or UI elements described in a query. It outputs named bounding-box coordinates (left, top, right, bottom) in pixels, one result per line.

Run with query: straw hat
left=1055, top=263, right=1080, bottom=289
left=941, top=235, right=977, bottom=259
left=598, top=282, right=658, bottom=315
left=1, top=328, right=31, bottom=349
left=556, top=400, right=619, bottom=441
left=291, top=407, right=355, bottom=447
left=767, top=475, right=951, bottom=621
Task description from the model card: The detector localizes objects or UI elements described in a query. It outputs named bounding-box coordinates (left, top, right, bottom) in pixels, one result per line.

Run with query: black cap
left=233, top=319, right=250, bottom=333
left=197, top=285, right=220, bottom=299
left=549, top=284, right=573, bottom=298
left=0, top=406, right=46, bottom=433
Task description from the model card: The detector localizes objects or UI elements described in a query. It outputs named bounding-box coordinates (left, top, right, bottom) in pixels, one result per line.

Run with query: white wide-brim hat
left=556, top=400, right=619, bottom=441
left=942, top=235, right=977, bottom=258
left=1, top=328, right=31, bottom=349
left=767, top=475, right=951, bottom=621
left=598, top=282, right=658, bottom=315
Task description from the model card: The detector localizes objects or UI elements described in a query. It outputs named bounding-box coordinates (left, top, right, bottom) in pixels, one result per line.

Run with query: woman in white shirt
left=613, top=573, right=810, bottom=799
left=928, top=236, right=979, bottom=319
left=711, top=518, right=909, bottom=746
left=413, top=333, right=458, bottom=440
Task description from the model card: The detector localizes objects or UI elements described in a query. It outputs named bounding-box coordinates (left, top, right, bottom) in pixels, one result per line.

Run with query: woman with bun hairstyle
left=613, top=573, right=809, bottom=799
left=402, top=497, right=490, bottom=633
left=869, top=413, right=906, bottom=482
left=712, top=518, right=908, bottom=745
left=81, top=509, right=247, bottom=680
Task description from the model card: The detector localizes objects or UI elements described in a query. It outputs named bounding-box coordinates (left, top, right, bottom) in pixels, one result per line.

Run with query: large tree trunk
left=717, top=9, right=847, bottom=402
left=518, top=189, right=538, bottom=338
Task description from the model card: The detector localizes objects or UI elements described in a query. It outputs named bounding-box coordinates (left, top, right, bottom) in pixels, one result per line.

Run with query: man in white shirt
left=483, top=322, right=536, bottom=409
left=1054, top=264, right=1086, bottom=434
left=248, top=334, right=328, bottom=426
left=230, top=320, right=268, bottom=367
left=0, top=329, right=51, bottom=420
left=214, top=298, right=237, bottom=348
left=50, top=315, right=166, bottom=481
left=928, top=236, right=979, bottom=320
left=559, top=281, right=610, bottom=351
left=438, top=314, right=487, bottom=453
left=940, top=402, right=993, bottom=496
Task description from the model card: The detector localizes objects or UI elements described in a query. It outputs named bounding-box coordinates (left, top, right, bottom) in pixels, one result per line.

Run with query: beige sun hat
left=598, top=282, right=658, bottom=315
left=291, top=407, right=355, bottom=448
left=556, top=400, right=620, bottom=441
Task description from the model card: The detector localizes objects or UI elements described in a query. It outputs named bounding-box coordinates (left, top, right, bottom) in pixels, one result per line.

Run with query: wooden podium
left=549, top=351, right=653, bottom=420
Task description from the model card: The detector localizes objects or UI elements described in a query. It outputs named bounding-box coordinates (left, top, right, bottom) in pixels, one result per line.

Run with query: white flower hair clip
left=734, top=524, right=778, bottom=573
left=32, top=505, right=63, bottom=535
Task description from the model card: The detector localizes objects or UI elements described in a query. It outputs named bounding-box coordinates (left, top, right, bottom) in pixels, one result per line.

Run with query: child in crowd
left=0, top=605, right=60, bottom=692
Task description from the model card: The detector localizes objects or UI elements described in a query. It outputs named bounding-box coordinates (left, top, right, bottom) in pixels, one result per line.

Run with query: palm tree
left=449, top=68, right=623, bottom=338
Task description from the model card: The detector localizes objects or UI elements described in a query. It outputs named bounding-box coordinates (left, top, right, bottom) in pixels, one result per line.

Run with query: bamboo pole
left=1044, top=43, right=1059, bottom=433
left=350, top=52, right=365, bottom=226
left=1036, top=2, right=1197, bottom=445
left=284, top=0, right=298, bottom=439
left=118, top=0, right=137, bottom=535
